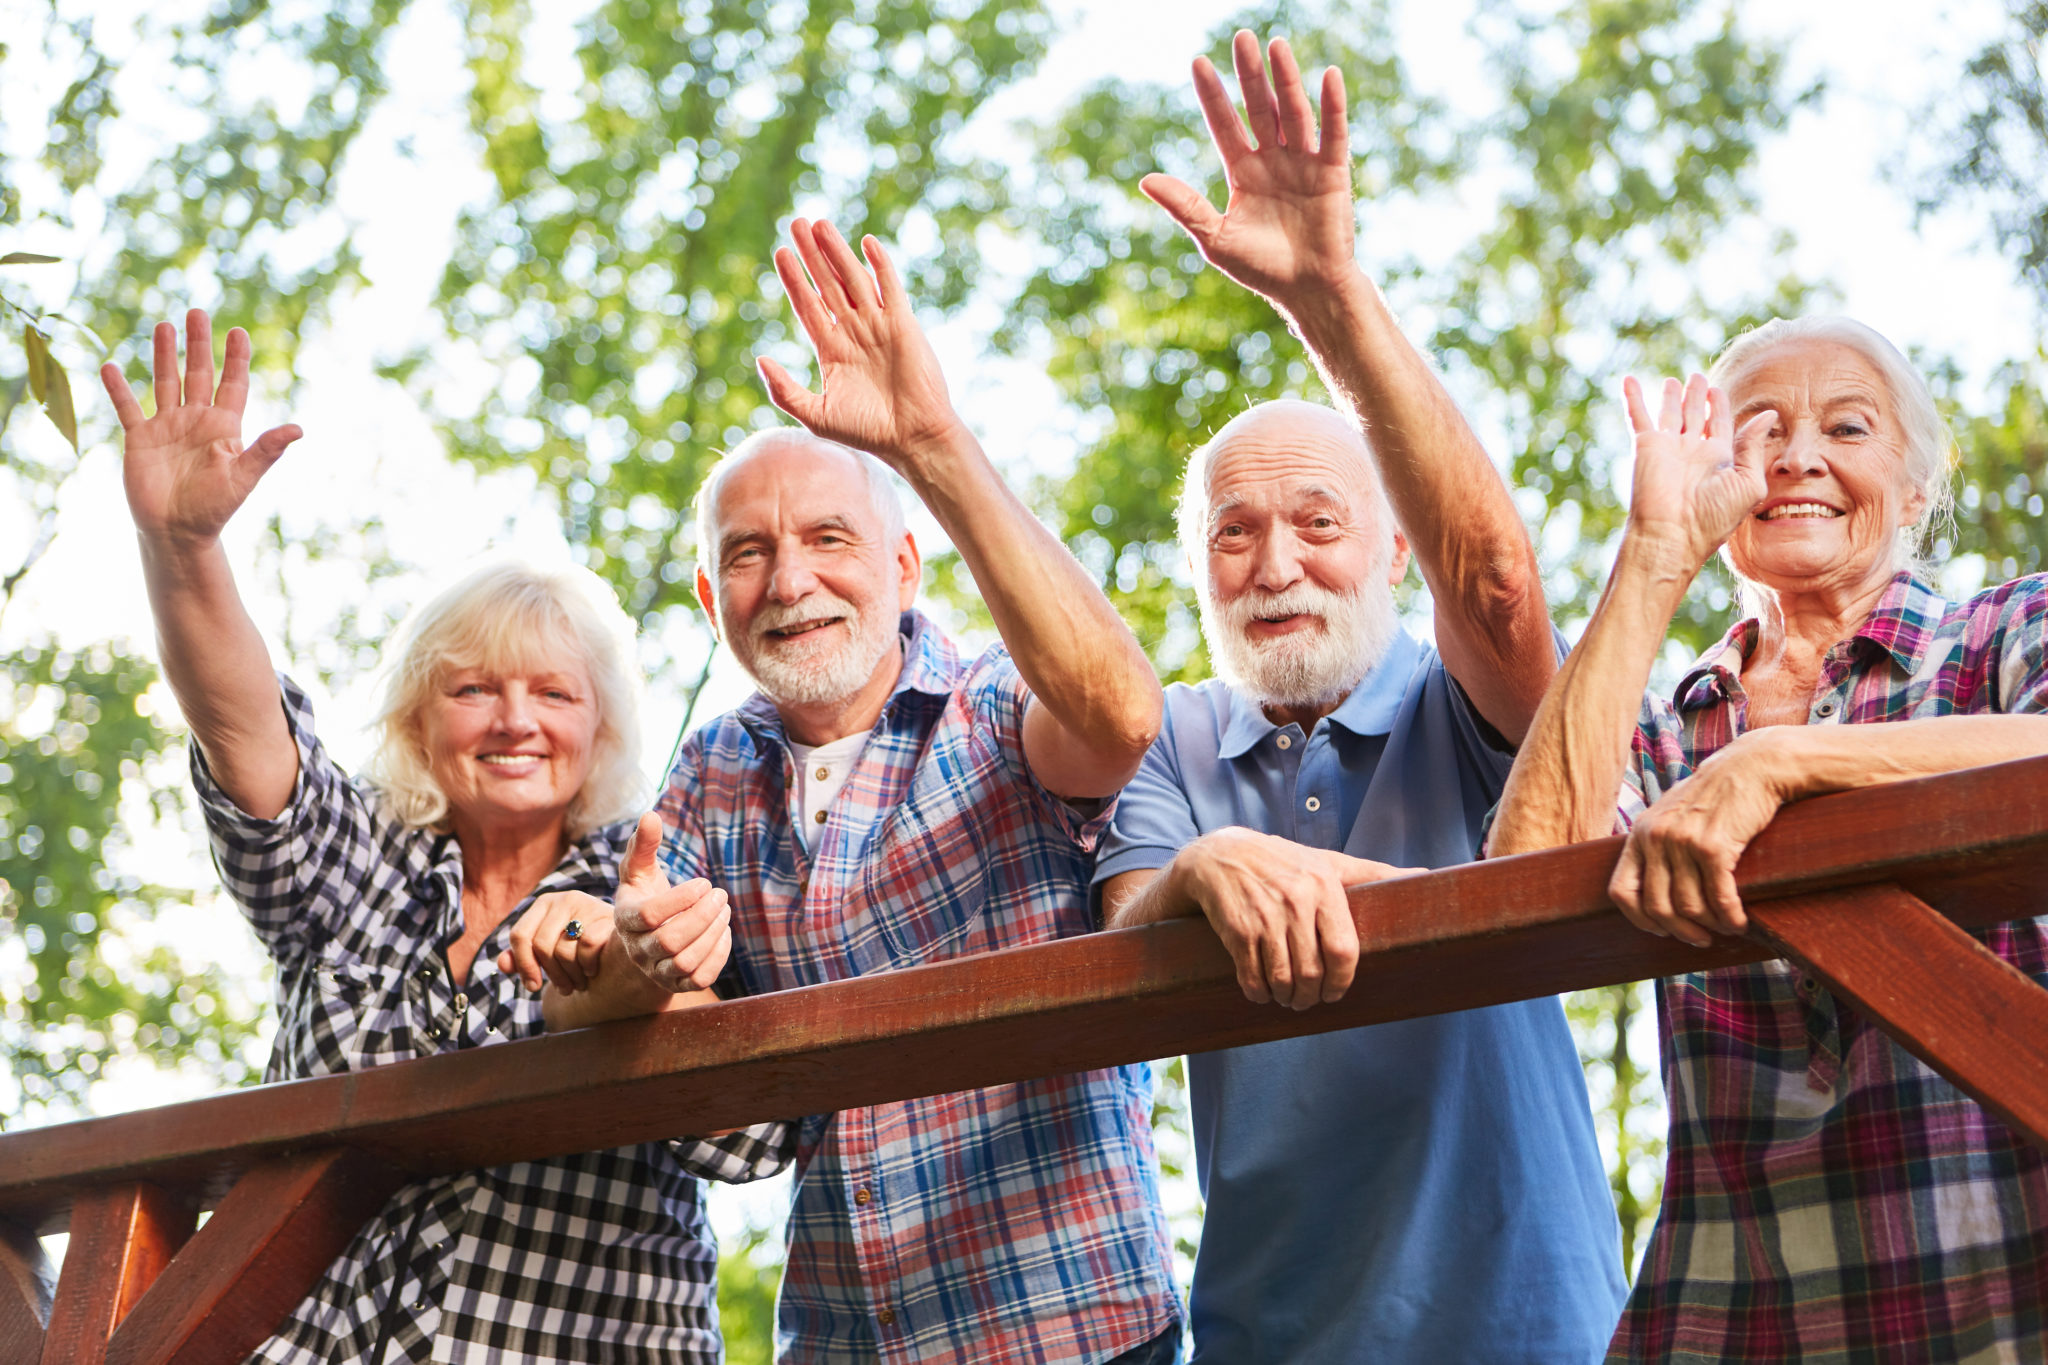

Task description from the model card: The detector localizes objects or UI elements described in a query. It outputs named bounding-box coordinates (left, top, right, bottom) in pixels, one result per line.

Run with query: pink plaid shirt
left=1612, top=571, right=2048, bottom=1363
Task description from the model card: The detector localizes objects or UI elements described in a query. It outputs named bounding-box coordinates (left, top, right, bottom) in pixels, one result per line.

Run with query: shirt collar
left=1218, top=627, right=1421, bottom=758
left=1672, top=570, right=1943, bottom=710
left=1851, top=571, right=1947, bottom=674
left=736, top=608, right=953, bottom=744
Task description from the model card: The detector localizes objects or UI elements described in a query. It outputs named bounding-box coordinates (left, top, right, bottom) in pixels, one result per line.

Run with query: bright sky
left=3, top=0, right=2041, bottom=1260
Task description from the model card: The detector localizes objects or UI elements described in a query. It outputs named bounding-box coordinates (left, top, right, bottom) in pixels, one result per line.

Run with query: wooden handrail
left=3, top=753, right=2044, bottom=1237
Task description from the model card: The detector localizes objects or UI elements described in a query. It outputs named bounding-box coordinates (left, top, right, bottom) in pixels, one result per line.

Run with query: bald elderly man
left=585, top=217, right=1182, bottom=1365
left=1093, top=34, right=1625, bottom=1364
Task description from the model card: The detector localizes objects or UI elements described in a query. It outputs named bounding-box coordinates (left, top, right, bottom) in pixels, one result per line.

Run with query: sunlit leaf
left=44, top=354, right=80, bottom=453
left=22, top=323, right=49, bottom=405
left=0, top=252, right=60, bottom=265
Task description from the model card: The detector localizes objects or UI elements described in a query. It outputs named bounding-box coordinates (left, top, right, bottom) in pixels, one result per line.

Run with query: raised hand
left=611, top=812, right=734, bottom=995
left=101, top=310, right=301, bottom=545
left=757, top=219, right=961, bottom=469
left=1139, top=31, right=1356, bottom=308
left=1621, top=373, right=1772, bottom=573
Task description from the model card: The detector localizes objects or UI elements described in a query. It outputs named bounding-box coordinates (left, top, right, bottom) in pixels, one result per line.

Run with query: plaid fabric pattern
left=657, top=610, right=1180, bottom=1365
left=1611, top=572, right=2048, bottom=1363
left=197, top=677, right=791, bottom=1365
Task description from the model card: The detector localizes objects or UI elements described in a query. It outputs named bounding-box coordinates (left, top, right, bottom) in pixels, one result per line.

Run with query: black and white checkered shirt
left=196, top=678, right=792, bottom=1365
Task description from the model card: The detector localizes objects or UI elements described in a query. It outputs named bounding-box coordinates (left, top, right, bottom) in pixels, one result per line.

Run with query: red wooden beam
left=0, top=1220, right=52, bottom=1365
left=0, top=754, right=2043, bottom=1240
left=38, top=1184, right=193, bottom=1365
left=101, top=1149, right=403, bottom=1365
left=1749, top=883, right=2048, bottom=1148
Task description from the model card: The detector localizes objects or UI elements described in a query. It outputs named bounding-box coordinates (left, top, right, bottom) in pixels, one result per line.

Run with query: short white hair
left=1175, top=400, right=1395, bottom=558
left=1711, top=315, right=1956, bottom=575
left=692, top=429, right=906, bottom=582
left=362, top=559, right=647, bottom=838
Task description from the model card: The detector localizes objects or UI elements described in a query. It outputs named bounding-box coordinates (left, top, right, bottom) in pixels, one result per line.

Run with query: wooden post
left=0, top=1218, right=53, bottom=1365
left=39, top=1184, right=193, bottom=1365
left=1750, top=883, right=2048, bottom=1148
left=102, top=1149, right=403, bottom=1365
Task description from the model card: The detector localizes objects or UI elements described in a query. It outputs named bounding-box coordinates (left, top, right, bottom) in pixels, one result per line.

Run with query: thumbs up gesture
left=612, top=812, right=736, bottom=995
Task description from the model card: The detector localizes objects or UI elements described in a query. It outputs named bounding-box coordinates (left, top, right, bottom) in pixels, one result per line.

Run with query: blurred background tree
left=3, top=0, right=2045, bottom=1350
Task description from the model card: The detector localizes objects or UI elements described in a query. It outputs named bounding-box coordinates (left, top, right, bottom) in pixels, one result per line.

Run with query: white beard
left=729, top=590, right=899, bottom=707
left=1199, top=573, right=1400, bottom=712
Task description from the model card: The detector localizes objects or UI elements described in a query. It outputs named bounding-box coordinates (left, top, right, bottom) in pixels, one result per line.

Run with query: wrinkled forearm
left=1743, top=713, right=2048, bottom=804
left=138, top=533, right=296, bottom=818
left=1284, top=271, right=1552, bottom=740
left=1488, top=540, right=1694, bottom=856
left=898, top=422, right=1161, bottom=795
left=541, top=973, right=714, bottom=1031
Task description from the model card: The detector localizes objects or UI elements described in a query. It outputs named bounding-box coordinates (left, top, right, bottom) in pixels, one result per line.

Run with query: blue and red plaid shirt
left=656, top=610, right=1180, bottom=1365
left=1612, top=571, right=2048, bottom=1363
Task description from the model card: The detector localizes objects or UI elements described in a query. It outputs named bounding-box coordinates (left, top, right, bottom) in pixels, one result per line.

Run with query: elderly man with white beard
left=557, top=214, right=1183, bottom=1365
left=1090, top=31, right=1626, bottom=1365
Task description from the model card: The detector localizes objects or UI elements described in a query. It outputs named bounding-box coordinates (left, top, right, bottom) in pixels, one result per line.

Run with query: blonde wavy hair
left=361, top=560, right=647, bottom=838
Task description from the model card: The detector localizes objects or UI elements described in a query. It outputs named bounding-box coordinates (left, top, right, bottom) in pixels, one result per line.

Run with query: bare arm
left=1100, top=832, right=1416, bottom=1010
left=102, top=311, right=302, bottom=818
left=758, top=221, right=1161, bottom=799
left=1491, top=375, right=1769, bottom=860
left=1141, top=32, right=1550, bottom=740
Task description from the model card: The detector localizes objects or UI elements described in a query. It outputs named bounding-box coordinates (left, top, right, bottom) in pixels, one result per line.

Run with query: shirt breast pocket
left=865, top=773, right=998, bottom=967
left=280, top=948, right=403, bottom=1077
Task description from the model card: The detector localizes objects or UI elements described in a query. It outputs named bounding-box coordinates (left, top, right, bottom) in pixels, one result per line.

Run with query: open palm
left=102, top=310, right=300, bottom=544
left=1140, top=31, right=1358, bottom=304
left=757, top=220, right=959, bottom=467
left=1623, top=373, right=1771, bottom=570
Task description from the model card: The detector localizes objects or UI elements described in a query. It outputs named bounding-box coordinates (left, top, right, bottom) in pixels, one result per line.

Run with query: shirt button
left=854, top=1186, right=872, bottom=1205
left=1801, top=976, right=1819, bottom=993
left=1304, top=796, right=1321, bottom=812
left=1816, top=701, right=1837, bottom=717
left=1276, top=734, right=1291, bottom=750
left=814, top=810, right=827, bottom=825
left=877, top=1307, right=897, bottom=1327
left=815, top=766, right=830, bottom=780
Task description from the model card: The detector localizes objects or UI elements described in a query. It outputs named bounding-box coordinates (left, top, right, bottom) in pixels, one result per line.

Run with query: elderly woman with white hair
left=1488, top=316, right=2048, bottom=1361
left=101, top=311, right=787, bottom=1364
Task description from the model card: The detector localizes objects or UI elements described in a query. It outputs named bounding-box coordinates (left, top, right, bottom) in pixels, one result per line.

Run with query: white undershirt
left=786, top=729, right=871, bottom=853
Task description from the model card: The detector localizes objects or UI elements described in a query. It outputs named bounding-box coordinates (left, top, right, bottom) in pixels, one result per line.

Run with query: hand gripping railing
left=5, top=755, right=2048, bottom=1365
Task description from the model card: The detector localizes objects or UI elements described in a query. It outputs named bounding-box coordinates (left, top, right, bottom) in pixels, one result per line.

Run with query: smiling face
left=696, top=436, right=918, bottom=708
left=1722, top=339, right=1925, bottom=601
left=420, top=655, right=601, bottom=835
left=1192, top=402, right=1411, bottom=714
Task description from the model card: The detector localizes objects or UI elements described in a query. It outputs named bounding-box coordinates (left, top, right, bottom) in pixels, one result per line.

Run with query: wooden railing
left=6, top=755, right=2048, bottom=1365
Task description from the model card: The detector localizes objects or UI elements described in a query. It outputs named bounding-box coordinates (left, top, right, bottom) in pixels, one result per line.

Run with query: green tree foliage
left=402, top=0, right=1053, bottom=662
left=1938, top=1, right=2048, bottom=314
left=0, top=643, right=263, bottom=1123
left=998, top=0, right=1817, bottom=679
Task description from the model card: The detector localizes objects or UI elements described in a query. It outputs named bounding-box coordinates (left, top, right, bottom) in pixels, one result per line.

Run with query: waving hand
left=757, top=219, right=962, bottom=469
left=1140, top=32, right=1356, bottom=306
left=1621, top=373, right=1773, bottom=573
left=102, top=310, right=301, bottom=545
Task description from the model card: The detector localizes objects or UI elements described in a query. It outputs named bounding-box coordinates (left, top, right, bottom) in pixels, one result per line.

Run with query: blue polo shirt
left=1094, top=628, right=1626, bottom=1364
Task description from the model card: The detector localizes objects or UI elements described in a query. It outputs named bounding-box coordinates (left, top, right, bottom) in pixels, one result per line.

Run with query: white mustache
left=752, top=595, right=857, bottom=641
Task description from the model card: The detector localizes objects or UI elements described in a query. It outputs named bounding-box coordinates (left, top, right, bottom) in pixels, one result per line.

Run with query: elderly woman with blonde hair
left=1488, top=315, right=2048, bottom=1361
left=102, top=311, right=786, bottom=1364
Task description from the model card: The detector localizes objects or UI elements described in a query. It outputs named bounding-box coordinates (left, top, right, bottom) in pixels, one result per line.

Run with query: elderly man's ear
left=895, top=530, right=919, bottom=610
left=695, top=568, right=724, bottom=643
left=1388, top=532, right=1412, bottom=587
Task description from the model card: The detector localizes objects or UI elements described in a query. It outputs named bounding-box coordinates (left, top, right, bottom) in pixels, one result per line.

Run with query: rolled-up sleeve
left=191, top=674, right=378, bottom=966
